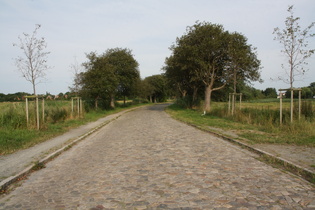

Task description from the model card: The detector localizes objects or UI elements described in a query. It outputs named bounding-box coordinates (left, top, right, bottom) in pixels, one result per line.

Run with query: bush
left=175, top=96, right=200, bottom=109
left=0, top=105, right=26, bottom=128
left=300, top=101, right=314, bottom=120
left=48, top=107, right=68, bottom=123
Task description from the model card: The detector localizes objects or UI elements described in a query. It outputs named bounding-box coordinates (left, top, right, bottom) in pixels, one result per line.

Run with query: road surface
left=0, top=104, right=314, bottom=209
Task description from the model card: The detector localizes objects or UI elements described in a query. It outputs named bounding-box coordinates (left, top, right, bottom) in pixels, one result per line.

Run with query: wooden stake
left=26, top=97, right=29, bottom=127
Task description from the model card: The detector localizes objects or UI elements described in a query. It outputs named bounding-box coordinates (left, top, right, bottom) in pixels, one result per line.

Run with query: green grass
left=0, top=102, right=148, bottom=155
left=166, top=103, right=315, bottom=147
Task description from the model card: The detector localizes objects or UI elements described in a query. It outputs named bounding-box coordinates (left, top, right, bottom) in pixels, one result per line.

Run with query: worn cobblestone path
left=0, top=104, right=314, bottom=209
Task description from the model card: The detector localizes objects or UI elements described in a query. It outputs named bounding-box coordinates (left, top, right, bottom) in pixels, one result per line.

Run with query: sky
left=0, top=0, right=314, bottom=95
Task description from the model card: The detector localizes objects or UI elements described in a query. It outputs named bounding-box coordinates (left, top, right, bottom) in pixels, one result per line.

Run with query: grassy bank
left=0, top=101, right=147, bottom=155
left=166, top=102, right=315, bottom=147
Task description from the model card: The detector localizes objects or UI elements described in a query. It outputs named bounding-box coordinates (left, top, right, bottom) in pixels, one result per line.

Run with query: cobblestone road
left=0, top=104, right=314, bottom=209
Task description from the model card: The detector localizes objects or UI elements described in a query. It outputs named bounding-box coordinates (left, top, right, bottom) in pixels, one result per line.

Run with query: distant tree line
left=71, top=48, right=171, bottom=110
left=0, top=92, right=75, bottom=102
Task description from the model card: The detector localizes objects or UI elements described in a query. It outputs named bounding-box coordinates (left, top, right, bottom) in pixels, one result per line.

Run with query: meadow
left=0, top=100, right=147, bottom=155
left=166, top=99, right=315, bottom=147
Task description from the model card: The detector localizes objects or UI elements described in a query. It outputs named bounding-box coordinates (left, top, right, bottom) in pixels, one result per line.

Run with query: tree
left=144, top=75, right=168, bottom=103
left=13, top=24, right=51, bottom=95
left=105, top=48, right=140, bottom=105
left=165, top=21, right=261, bottom=112
left=69, top=57, right=83, bottom=96
left=228, top=32, right=261, bottom=94
left=164, top=54, right=202, bottom=107
left=308, top=82, right=315, bottom=97
left=263, top=87, right=277, bottom=98
left=80, top=48, right=139, bottom=109
left=273, top=5, right=314, bottom=121
left=81, top=52, right=118, bottom=109
left=167, top=22, right=232, bottom=112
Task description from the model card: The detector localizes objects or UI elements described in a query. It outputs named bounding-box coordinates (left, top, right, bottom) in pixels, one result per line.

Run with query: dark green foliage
left=164, top=21, right=261, bottom=112
left=0, top=106, right=26, bottom=128
left=262, top=88, right=277, bottom=98
left=80, top=48, right=140, bottom=109
left=300, top=100, right=314, bottom=120
left=48, top=107, right=68, bottom=123
left=143, top=74, right=169, bottom=102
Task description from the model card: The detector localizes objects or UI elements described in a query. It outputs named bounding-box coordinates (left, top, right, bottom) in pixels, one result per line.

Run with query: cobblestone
left=0, top=104, right=314, bottom=209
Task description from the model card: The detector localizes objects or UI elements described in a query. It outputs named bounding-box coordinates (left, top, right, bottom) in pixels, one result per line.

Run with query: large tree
left=80, top=48, right=139, bottom=109
left=81, top=52, right=117, bottom=109
left=143, top=75, right=168, bottom=103
left=165, top=21, right=261, bottom=112
left=13, top=24, right=51, bottom=95
left=168, top=22, right=231, bottom=112
left=105, top=48, right=140, bottom=105
left=273, top=5, right=314, bottom=122
left=164, top=54, right=202, bottom=107
left=228, top=32, right=261, bottom=94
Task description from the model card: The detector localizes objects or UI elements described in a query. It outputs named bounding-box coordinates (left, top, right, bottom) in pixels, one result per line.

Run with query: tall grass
left=0, top=100, right=148, bottom=155
left=0, top=100, right=79, bottom=129
left=169, top=100, right=315, bottom=146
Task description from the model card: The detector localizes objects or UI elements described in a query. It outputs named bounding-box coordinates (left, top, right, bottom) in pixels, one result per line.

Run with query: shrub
left=48, top=107, right=68, bottom=123
left=0, top=104, right=26, bottom=129
left=300, top=100, right=314, bottom=120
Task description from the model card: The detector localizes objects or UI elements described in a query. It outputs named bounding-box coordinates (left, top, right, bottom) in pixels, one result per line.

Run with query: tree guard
left=278, top=88, right=301, bottom=125
left=228, top=93, right=242, bottom=115
left=71, top=97, right=82, bottom=118
left=25, top=95, right=45, bottom=130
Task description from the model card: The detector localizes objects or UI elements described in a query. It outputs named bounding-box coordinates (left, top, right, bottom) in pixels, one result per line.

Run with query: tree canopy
left=164, top=21, right=261, bottom=112
left=80, top=48, right=139, bottom=109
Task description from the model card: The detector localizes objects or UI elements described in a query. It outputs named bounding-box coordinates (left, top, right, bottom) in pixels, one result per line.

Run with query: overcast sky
left=0, top=0, right=314, bottom=95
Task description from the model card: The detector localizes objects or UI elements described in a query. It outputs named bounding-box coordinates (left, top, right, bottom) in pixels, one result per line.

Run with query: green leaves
left=80, top=48, right=139, bottom=109
left=164, top=21, right=261, bottom=112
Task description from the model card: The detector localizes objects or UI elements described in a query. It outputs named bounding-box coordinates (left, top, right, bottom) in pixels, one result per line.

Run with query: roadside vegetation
left=0, top=99, right=149, bottom=155
left=166, top=99, right=315, bottom=147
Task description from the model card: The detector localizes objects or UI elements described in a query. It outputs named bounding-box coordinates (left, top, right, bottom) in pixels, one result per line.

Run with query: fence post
left=80, top=98, right=83, bottom=117
left=279, top=91, right=282, bottom=125
left=36, top=96, right=39, bottom=130
left=299, top=90, right=301, bottom=120
left=26, top=97, right=29, bottom=127
left=42, top=98, right=45, bottom=123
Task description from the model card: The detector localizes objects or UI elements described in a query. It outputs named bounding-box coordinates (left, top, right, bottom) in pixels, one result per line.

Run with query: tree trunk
left=110, top=94, right=115, bottom=109
left=33, top=82, right=36, bottom=96
left=204, top=85, right=212, bottom=113
left=192, top=87, right=198, bottom=104
left=95, top=97, right=98, bottom=109
left=182, top=90, right=187, bottom=98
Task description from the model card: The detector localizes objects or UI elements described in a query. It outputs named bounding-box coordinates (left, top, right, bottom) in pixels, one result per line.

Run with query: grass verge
left=0, top=103, right=147, bottom=155
left=166, top=103, right=315, bottom=184
left=166, top=104, right=315, bottom=147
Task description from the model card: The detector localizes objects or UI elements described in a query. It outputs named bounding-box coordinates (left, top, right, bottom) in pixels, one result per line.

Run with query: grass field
left=166, top=99, right=315, bottom=147
left=0, top=100, right=147, bottom=155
